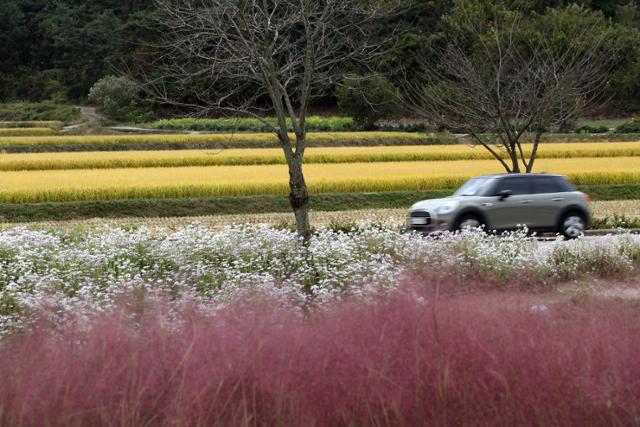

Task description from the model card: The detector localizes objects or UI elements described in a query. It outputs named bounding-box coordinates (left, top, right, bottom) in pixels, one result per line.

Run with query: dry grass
left=0, top=157, right=639, bottom=203
left=592, top=200, right=640, bottom=218
left=1, top=142, right=640, bottom=171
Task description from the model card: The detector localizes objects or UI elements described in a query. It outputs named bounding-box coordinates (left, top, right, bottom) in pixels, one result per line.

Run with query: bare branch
left=132, top=0, right=401, bottom=238
left=401, top=7, right=615, bottom=173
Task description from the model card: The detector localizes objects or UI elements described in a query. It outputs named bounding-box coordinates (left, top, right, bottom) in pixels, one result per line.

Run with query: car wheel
left=560, top=212, right=585, bottom=240
left=455, top=214, right=485, bottom=232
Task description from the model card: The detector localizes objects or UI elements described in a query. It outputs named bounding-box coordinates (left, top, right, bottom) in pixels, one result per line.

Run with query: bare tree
left=404, top=7, right=615, bottom=173
left=141, top=0, right=397, bottom=239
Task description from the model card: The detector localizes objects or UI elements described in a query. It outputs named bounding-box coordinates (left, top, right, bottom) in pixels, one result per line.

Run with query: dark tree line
left=0, top=0, right=157, bottom=101
left=2, top=0, right=640, bottom=111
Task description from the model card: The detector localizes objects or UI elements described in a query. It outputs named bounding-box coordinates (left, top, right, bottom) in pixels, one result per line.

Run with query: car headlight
left=436, top=201, right=459, bottom=215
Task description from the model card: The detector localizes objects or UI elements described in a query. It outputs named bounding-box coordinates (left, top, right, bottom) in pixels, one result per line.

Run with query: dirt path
left=73, top=106, right=164, bottom=133
left=77, top=106, right=104, bottom=125
left=61, top=106, right=106, bottom=131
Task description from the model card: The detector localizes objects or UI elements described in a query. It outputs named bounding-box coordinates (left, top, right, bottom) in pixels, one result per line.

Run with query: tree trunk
left=526, top=132, right=542, bottom=173
left=288, top=156, right=311, bottom=240
left=509, top=143, right=521, bottom=173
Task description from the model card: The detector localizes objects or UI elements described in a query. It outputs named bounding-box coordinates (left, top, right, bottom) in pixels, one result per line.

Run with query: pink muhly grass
left=1, top=287, right=640, bottom=426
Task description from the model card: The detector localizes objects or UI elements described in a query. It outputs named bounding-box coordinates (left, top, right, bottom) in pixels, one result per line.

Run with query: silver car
left=408, top=174, right=591, bottom=239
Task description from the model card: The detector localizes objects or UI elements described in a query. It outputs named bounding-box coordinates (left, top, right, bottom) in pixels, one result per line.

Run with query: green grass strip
left=0, top=121, right=63, bottom=129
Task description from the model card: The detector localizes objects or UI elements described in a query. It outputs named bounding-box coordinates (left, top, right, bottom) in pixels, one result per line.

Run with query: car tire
left=454, top=214, right=485, bottom=232
left=559, top=211, right=586, bottom=240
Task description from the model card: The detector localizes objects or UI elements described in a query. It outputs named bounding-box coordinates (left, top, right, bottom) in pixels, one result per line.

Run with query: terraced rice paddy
left=1, top=142, right=640, bottom=170
left=1, top=157, right=639, bottom=203
left=0, top=123, right=638, bottom=215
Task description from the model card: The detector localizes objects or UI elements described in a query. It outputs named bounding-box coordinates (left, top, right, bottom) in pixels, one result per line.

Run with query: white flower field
left=1, top=224, right=638, bottom=336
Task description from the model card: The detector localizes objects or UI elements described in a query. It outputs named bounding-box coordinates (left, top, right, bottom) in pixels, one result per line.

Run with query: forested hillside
left=2, top=0, right=640, bottom=111
left=0, top=0, right=156, bottom=100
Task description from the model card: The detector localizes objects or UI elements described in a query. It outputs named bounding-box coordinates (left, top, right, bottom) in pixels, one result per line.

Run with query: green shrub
left=615, top=119, right=640, bottom=133
left=575, top=124, right=610, bottom=134
left=0, top=102, right=80, bottom=123
left=337, top=76, right=399, bottom=130
left=557, top=120, right=577, bottom=133
left=88, top=76, right=145, bottom=122
left=376, top=122, right=432, bottom=132
left=145, top=116, right=355, bottom=132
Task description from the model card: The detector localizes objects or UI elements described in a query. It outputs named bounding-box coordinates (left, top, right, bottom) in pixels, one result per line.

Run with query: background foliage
left=1, top=0, right=640, bottom=114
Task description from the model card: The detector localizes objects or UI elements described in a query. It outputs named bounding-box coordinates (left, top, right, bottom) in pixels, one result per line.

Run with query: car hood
left=410, top=196, right=464, bottom=211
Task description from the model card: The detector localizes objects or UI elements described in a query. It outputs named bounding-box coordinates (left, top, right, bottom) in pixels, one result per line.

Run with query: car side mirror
left=497, top=189, right=512, bottom=200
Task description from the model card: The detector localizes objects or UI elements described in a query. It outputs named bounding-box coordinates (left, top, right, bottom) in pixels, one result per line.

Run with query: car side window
left=494, top=178, right=531, bottom=195
left=533, top=176, right=568, bottom=194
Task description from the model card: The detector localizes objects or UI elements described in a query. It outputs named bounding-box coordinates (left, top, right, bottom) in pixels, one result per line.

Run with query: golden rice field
left=1, top=142, right=640, bottom=171
left=1, top=157, right=639, bottom=203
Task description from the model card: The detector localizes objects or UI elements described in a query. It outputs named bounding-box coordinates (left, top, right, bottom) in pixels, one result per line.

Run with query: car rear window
left=494, top=177, right=531, bottom=195
left=533, top=176, right=574, bottom=193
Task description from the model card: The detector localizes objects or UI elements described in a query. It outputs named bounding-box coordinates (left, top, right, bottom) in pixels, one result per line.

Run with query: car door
left=484, top=177, right=535, bottom=230
left=530, top=176, right=571, bottom=228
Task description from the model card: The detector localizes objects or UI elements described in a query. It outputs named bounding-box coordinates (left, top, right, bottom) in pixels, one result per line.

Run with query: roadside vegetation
left=0, top=225, right=639, bottom=337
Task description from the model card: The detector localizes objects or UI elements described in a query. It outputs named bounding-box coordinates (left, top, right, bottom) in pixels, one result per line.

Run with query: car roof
left=474, top=173, right=566, bottom=179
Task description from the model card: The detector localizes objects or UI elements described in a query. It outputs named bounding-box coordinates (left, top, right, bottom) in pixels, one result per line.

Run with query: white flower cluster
left=0, top=224, right=638, bottom=336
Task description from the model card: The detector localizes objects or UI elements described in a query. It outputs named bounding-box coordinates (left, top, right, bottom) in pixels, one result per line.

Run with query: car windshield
left=453, top=177, right=495, bottom=196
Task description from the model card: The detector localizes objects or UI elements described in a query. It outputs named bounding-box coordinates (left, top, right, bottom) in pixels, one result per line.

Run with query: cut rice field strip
left=1, top=157, right=639, bottom=203
left=1, top=142, right=640, bottom=171
left=3, top=200, right=638, bottom=231
left=0, top=128, right=56, bottom=137
left=0, top=132, right=444, bottom=153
